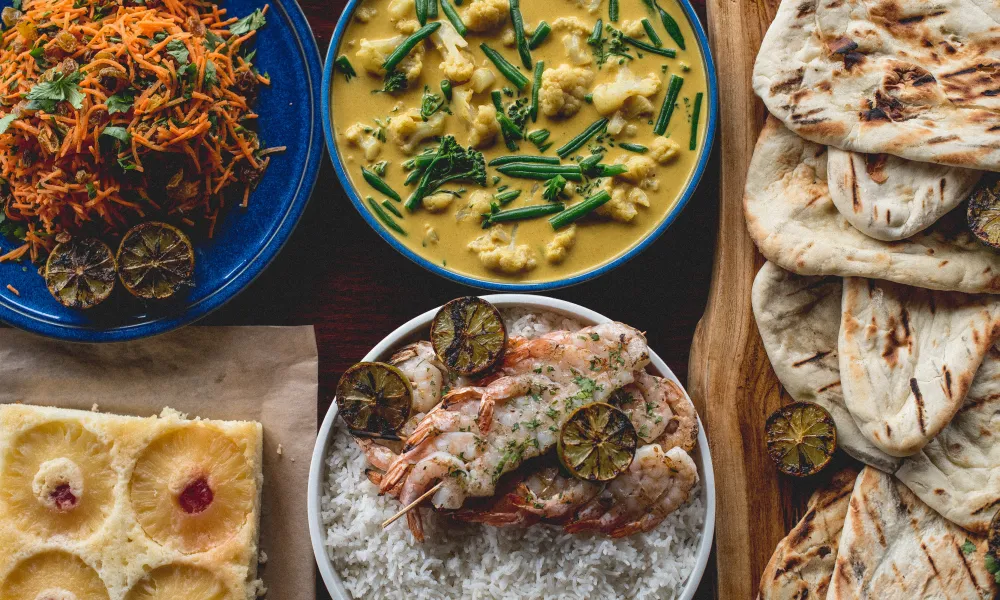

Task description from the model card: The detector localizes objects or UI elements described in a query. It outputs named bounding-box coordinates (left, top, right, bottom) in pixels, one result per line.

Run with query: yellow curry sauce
left=330, top=0, right=709, bottom=283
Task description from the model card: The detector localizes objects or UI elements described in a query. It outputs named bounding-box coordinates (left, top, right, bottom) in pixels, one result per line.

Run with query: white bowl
left=308, top=294, right=716, bottom=599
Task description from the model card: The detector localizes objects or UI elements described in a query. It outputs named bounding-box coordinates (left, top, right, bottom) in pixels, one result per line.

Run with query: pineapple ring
left=0, top=551, right=110, bottom=600
left=123, top=565, right=229, bottom=600
left=130, top=426, right=255, bottom=554
left=0, top=422, right=115, bottom=541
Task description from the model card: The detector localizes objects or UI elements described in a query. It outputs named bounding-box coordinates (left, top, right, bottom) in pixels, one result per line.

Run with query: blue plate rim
left=0, top=0, right=325, bottom=343
left=322, top=0, right=718, bottom=292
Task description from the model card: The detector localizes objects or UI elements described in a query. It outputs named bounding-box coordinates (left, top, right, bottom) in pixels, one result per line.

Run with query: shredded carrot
left=0, top=0, right=277, bottom=263
left=5, top=284, right=19, bottom=296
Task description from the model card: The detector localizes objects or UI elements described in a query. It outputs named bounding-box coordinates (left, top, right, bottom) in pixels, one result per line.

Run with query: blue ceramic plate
left=323, top=0, right=718, bottom=292
left=0, top=0, right=323, bottom=342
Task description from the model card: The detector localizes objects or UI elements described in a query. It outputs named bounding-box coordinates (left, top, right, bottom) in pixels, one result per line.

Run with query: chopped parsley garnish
left=0, top=113, right=17, bottom=135
left=166, top=39, right=189, bottom=64
left=106, top=91, right=134, bottom=115
left=230, top=8, right=266, bottom=36
left=961, top=540, right=976, bottom=554
left=26, top=70, right=84, bottom=112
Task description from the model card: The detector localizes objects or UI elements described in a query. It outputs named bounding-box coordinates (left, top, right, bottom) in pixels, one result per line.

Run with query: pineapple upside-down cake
left=0, top=404, right=263, bottom=600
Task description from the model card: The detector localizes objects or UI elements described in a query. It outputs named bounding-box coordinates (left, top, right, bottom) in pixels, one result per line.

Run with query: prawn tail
left=380, top=460, right=411, bottom=494
left=407, top=510, right=425, bottom=543
left=477, top=399, right=494, bottom=434
left=442, top=386, right=484, bottom=408
left=607, top=521, right=645, bottom=538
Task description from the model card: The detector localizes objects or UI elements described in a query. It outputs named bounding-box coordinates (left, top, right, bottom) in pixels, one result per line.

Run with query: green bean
left=362, top=167, right=402, bottom=202
left=415, top=0, right=428, bottom=25
left=480, top=43, right=529, bottom=90
left=509, top=0, right=532, bottom=69
left=609, top=0, right=619, bottom=22
left=483, top=203, right=565, bottom=227
left=618, top=142, right=648, bottom=153
left=653, top=74, right=683, bottom=135
left=530, top=60, right=543, bottom=122
left=494, top=189, right=522, bottom=205
left=441, top=0, right=467, bottom=36
left=403, top=153, right=435, bottom=171
left=488, top=154, right=560, bottom=166
left=579, top=153, right=604, bottom=172
left=335, top=56, right=356, bottom=81
left=690, top=92, right=703, bottom=151
left=426, top=0, right=438, bottom=20
left=538, top=142, right=553, bottom=153
left=383, top=23, right=441, bottom=72
left=382, top=199, right=403, bottom=218
left=657, top=6, right=686, bottom=50
left=587, top=19, right=603, bottom=46
left=440, top=80, right=453, bottom=102
left=549, top=190, right=611, bottom=230
left=584, top=93, right=593, bottom=104
left=556, top=118, right=608, bottom=159
left=528, top=22, right=551, bottom=49
left=596, top=164, right=628, bottom=177
left=622, top=35, right=676, bottom=58
left=491, top=91, right=525, bottom=150
left=527, top=129, right=550, bottom=147
left=641, top=19, right=662, bottom=47
left=368, top=197, right=407, bottom=235
left=404, top=167, right=426, bottom=186
left=496, top=164, right=583, bottom=181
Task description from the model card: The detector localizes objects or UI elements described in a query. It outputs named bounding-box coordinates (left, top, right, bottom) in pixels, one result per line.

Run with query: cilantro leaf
left=106, top=91, right=133, bottom=115
left=165, top=39, right=189, bottom=65
left=0, top=113, right=17, bottom=135
left=962, top=540, right=976, bottom=554
left=229, top=9, right=265, bottom=36
left=26, top=71, right=84, bottom=112
left=203, top=31, right=226, bottom=50
left=86, top=182, right=97, bottom=199
left=12, top=0, right=22, bottom=9
left=204, top=60, right=218, bottom=89
left=100, top=126, right=130, bottom=144
left=985, top=553, right=999, bottom=574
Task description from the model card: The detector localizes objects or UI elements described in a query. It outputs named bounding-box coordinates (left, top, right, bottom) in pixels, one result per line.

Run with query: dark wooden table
left=201, top=1, right=721, bottom=596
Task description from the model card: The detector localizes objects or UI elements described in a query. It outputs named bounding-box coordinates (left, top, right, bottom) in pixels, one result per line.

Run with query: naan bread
left=753, top=0, right=1000, bottom=171
left=752, top=261, right=901, bottom=472
left=827, top=148, right=982, bottom=241
left=896, top=344, right=1000, bottom=534
left=745, top=119, right=1000, bottom=294
left=759, top=467, right=859, bottom=600
left=828, top=467, right=996, bottom=599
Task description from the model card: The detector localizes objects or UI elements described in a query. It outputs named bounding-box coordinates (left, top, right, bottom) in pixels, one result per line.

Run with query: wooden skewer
left=381, top=481, right=444, bottom=529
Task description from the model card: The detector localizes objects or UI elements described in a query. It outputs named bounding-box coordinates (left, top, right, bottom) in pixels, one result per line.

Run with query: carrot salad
left=0, top=0, right=277, bottom=265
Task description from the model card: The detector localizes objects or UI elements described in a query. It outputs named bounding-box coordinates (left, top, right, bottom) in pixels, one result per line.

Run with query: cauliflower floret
left=552, top=17, right=593, bottom=66
left=564, top=0, right=603, bottom=14
left=356, top=36, right=425, bottom=82
left=432, top=21, right=475, bottom=83
left=591, top=66, right=661, bottom=116
left=463, top=0, right=509, bottom=32
left=355, top=6, right=378, bottom=22
left=469, top=227, right=538, bottom=273
left=470, top=67, right=497, bottom=93
left=466, top=190, right=494, bottom=216
left=388, top=108, right=446, bottom=154
left=620, top=19, right=646, bottom=37
left=617, top=155, right=657, bottom=186
left=650, top=136, right=681, bottom=165
left=422, top=192, right=454, bottom=213
left=595, top=156, right=660, bottom=222
left=539, top=65, right=595, bottom=118
left=469, top=104, right=500, bottom=149
left=343, top=122, right=383, bottom=161
left=502, top=27, right=517, bottom=47
left=545, top=225, right=577, bottom=264
left=552, top=16, right=591, bottom=34
left=452, top=87, right=476, bottom=122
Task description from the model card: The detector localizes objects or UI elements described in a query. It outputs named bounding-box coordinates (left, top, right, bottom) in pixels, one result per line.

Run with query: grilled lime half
left=336, top=362, right=413, bottom=438
left=765, top=401, right=837, bottom=477
left=44, top=238, right=116, bottom=309
left=968, top=176, right=1000, bottom=249
left=116, top=222, right=194, bottom=300
left=430, top=297, right=507, bottom=377
left=558, top=402, right=638, bottom=482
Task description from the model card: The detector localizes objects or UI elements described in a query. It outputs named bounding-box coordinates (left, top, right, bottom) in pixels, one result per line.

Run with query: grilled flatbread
left=745, top=119, right=1000, bottom=294
left=753, top=0, right=1000, bottom=171
left=839, top=277, right=1000, bottom=457
left=759, top=467, right=859, bottom=599
left=827, top=148, right=982, bottom=241
left=895, top=344, right=1000, bottom=534
left=751, top=261, right=900, bottom=472
left=828, top=467, right=996, bottom=599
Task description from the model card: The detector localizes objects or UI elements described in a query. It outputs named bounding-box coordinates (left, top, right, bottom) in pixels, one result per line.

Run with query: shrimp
left=380, top=323, right=650, bottom=516
left=508, top=466, right=603, bottom=519
left=391, top=341, right=450, bottom=413
left=616, top=372, right=699, bottom=451
left=564, top=444, right=699, bottom=538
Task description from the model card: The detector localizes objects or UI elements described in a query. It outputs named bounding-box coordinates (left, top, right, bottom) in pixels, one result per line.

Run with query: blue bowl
left=0, top=0, right=323, bottom=342
left=323, top=0, right=718, bottom=292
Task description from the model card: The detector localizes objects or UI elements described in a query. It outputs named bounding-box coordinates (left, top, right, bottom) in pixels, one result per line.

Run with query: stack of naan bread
left=747, top=0, right=1000, bottom=594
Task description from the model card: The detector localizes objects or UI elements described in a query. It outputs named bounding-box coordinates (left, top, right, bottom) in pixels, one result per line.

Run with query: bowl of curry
left=322, top=0, right=717, bottom=290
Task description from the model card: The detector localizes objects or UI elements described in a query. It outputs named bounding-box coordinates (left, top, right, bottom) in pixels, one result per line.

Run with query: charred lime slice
left=968, top=176, right=1000, bottom=249
left=116, top=222, right=194, bottom=300
left=430, top=297, right=507, bottom=376
left=44, top=238, right=116, bottom=309
left=336, top=362, right=413, bottom=437
left=558, top=403, right=638, bottom=482
left=765, top=402, right=837, bottom=477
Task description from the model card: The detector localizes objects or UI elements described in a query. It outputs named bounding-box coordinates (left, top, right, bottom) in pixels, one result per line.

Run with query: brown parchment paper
left=0, top=326, right=318, bottom=600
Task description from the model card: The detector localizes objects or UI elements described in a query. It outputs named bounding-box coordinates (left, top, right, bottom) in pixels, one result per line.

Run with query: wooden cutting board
left=687, top=0, right=817, bottom=596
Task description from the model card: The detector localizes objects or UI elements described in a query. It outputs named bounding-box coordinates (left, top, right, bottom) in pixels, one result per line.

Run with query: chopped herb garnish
left=230, top=8, right=266, bottom=35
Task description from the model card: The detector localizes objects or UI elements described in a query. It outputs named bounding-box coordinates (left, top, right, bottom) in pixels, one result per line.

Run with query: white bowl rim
left=307, top=294, right=717, bottom=599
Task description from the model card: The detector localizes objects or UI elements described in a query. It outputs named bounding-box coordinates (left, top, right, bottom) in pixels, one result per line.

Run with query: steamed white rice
left=319, top=309, right=706, bottom=600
